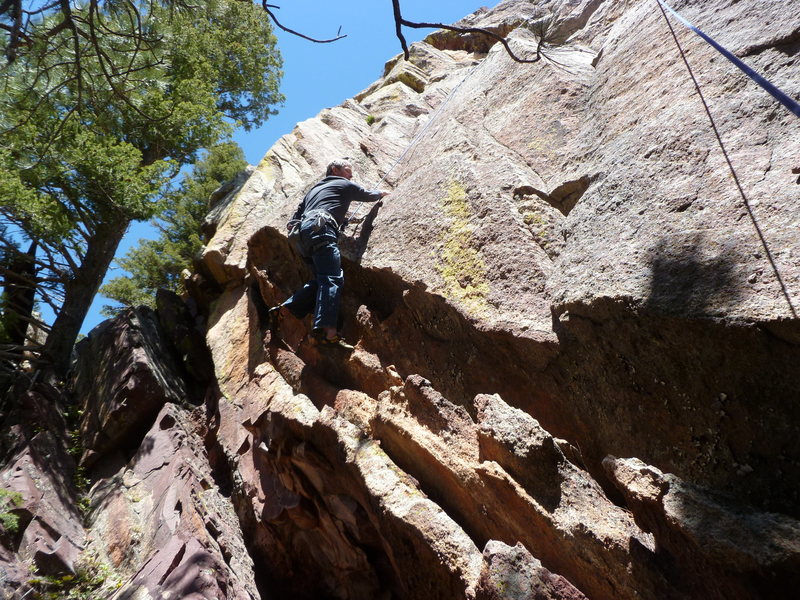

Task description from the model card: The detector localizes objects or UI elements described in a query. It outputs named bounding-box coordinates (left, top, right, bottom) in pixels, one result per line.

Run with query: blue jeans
left=282, top=221, right=343, bottom=331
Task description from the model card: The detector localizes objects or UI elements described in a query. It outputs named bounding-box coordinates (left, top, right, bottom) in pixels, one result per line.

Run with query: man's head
left=326, top=159, right=353, bottom=180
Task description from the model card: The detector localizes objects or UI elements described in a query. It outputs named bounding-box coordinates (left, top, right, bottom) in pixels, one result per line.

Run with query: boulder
left=476, top=540, right=588, bottom=600
left=85, top=403, right=259, bottom=600
left=0, top=383, right=84, bottom=594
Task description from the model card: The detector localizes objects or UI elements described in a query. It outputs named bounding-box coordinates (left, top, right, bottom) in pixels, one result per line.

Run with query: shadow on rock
left=645, top=233, right=741, bottom=318
left=339, top=202, right=382, bottom=263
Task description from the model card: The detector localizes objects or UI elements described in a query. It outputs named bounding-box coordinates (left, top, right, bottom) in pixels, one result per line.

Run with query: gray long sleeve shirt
left=292, top=176, right=382, bottom=226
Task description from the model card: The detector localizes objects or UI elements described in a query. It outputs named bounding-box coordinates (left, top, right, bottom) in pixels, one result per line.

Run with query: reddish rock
left=84, top=403, right=259, bottom=599
left=372, top=381, right=669, bottom=600
left=207, top=360, right=483, bottom=599
left=72, top=307, right=189, bottom=469
left=605, top=456, right=800, bottom=599
left=3, top=2, right=796, bottom=599
left=208, top=0, right=800, bottom=519
left=196, top=0, right=800, bottom=595
left=0, top=382, right=84, bottom=594
left=476, top=541, right=588, bottom=600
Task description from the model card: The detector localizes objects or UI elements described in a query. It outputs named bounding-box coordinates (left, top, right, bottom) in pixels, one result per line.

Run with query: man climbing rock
left=269, top=159, right=389, bottom=350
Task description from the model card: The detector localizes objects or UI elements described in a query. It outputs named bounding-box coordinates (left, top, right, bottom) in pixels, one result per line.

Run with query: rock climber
left=268, top=159, right=389, bottom=350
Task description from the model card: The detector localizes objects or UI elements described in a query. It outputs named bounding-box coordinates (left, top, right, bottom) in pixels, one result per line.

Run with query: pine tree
left=100, top=142, right=247, bottom=313
left=0, top=0, right=283, bottom=378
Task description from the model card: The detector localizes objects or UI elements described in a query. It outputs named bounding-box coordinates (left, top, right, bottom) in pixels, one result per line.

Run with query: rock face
left=604, top=456, right=800, bottom=599
left=2, top=1, right=798, bottom=599
left=0, top=383, right=85, bottom=589
left=71, top=306, right=190, bottom=469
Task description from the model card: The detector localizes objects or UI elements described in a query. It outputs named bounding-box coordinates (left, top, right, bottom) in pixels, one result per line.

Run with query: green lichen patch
left=523, top=210, right=549, bottom=248
left=255, top=148, right=275, bottom=173
left=434, top=180, right=490, bottom=317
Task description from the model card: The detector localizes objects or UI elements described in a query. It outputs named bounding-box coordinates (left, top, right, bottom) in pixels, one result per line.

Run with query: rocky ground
left=2, top=1, right=799, bottom=598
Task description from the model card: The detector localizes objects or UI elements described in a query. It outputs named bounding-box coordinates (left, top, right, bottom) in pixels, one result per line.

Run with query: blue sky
left=231, top=0, right=482, bottom=164
left=79, top=0, right=482, bottom=333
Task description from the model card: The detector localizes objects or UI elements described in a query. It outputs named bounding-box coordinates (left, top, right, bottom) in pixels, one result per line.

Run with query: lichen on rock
left=435, top=179, right=492, bottom=317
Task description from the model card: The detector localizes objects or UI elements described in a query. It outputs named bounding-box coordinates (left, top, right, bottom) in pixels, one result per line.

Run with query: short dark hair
left=326, top=159, right=351, bottom=176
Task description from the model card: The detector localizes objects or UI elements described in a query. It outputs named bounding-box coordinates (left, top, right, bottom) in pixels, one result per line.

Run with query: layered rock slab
left=0, top=311, right=259, bottom=600
left=86, top=403, right=259, bottom=600
left=72, top=307, right=189, bottom=469
left=476, top=541, right=588, bottom=600
left=540, top=0, right=800, bottom=515
left=605, top=456, right=800, bottom=600
left=372, top=377, right=669, bottom=600
left=206, top=351, right=485, bottom=599
left=200, top=0, right=800, bottom=521
left=0, top=383, right=85, bottom=596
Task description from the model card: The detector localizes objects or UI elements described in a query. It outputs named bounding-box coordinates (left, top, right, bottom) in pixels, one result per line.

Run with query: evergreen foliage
left=100, top=142, right=248, bottom=313
left=0, top=487, right=23, bottom=532
left=0, top=0, right=283, bottom=377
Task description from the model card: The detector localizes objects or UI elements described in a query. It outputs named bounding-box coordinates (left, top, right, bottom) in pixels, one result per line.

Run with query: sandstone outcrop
left=85, top=401, right=259, bottom=600
left=71, top=306, right=190, bottom=469
left=211, top=0, right=799, bottom=509
left=2, top=1, right=798, bottom=598
left=196, top=0, right=799, bottom=595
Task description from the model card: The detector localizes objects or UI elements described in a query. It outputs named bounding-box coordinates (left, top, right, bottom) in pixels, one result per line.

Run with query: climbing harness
left=289, top=208, right=339, bottom=257
left=342, top=56, right=490, bottom=231
left=304, top=209, right=338, bottom=232
left=655, top=0, right=800, bottom=119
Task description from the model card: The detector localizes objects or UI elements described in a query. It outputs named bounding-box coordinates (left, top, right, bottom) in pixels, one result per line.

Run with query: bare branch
left=0, top=348, right=44, bottom=360
left=391, top=0, right=409, bottom=59
left=0, top=244, right=71, bottom=287
left=0, top=265, right=37, bottom=288
left=0, top=309, right=51, bottom=333
left=391, top=0, right=540, bottom=64
left=39, top=240, right=80, bottom=275
left=33, top=286, right=64, bottom=314
left=261, top=2, right=346, bottom=44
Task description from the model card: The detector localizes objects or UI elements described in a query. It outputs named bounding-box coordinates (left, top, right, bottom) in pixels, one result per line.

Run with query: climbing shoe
left=312, top=330, right=355, bottom=351
left=266, top=305, right=284, bottom=331
left=318, top=336, right=355, bottom=351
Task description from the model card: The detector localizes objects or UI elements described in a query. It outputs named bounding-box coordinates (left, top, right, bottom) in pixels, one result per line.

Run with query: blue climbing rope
left=656, top=0, right=800, bottom=118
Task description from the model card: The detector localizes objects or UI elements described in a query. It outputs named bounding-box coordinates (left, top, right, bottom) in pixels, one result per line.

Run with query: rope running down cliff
left=655, top=0, right=800, bottom=119
left=656, top=0, right=798, bottom=318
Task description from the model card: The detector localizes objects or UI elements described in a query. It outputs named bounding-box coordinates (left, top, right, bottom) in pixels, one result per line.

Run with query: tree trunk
left=40, top=219, right=130, bottom=380
left=2, top=241, right=38, bottom=354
